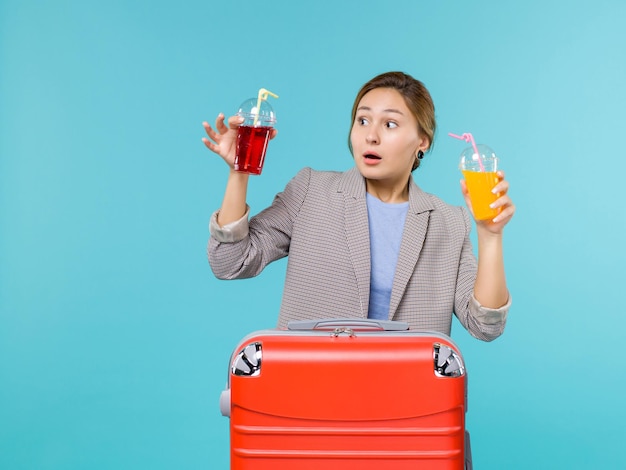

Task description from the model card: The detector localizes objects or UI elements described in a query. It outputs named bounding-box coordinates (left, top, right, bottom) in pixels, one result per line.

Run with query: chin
left=355, top=164, right=380, bottom=179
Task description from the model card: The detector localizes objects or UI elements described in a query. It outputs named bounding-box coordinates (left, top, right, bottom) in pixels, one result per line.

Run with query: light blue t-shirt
left=365, top=193, right=409, bottom=320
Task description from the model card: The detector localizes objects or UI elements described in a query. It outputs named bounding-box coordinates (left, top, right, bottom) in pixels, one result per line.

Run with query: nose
left=366, top=128, right=379, bottom=144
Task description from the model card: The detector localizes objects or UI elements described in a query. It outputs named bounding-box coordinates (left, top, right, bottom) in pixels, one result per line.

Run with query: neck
left=365, top=178, right=410, bottom=203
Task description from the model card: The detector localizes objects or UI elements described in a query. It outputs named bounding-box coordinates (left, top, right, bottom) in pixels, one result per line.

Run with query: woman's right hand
left=202, top=113, right=244, bottom=168
left=202, top=113, right=278, bottom=169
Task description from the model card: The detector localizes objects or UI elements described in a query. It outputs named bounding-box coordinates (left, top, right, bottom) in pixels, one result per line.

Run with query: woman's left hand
left=460, top=171, right=515, bottom=234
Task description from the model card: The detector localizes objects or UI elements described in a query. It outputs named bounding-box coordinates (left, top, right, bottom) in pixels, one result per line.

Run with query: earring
left=417, top=150, right=424, bottom=159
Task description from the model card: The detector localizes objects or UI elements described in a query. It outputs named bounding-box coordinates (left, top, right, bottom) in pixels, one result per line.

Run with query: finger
left=215, top=113, right=229, bottom=134
left=269, top=128, right=278, bottom=140
left=203, top=121, right=220, bottom=141
left=492, top=179, right=509, bottom=195
left=459, top=179, right=473, bottom=207
left=492, top=203, right=515, bottom=224
left=202, top=137, right=218, bottom=152
left=459, top=179, right=469, bottom=196
left=459, top=180, right=475, bottom=215
left=489, top=194, right=512, bottom=210
left=227, top=115, right=245, bottom=130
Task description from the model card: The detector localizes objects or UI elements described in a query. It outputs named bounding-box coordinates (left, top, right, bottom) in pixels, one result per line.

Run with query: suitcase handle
left=287, top=318, right=409, bottom=331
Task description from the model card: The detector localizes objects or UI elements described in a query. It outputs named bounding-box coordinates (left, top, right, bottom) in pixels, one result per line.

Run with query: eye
left=386, top=121, right=398, bottom=129
left=357, top=117, right=369, bottom=126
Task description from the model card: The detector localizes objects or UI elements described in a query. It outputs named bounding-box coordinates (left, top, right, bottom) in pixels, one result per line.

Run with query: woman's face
left=350, top=88, right=428, bottom=189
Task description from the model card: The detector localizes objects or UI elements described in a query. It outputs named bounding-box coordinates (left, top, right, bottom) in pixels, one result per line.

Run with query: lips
left=362, top=152, right=382, bottom=166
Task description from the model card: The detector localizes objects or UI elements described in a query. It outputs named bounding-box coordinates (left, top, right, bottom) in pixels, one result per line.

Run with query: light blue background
left=1, top=1, right=625, bottom=468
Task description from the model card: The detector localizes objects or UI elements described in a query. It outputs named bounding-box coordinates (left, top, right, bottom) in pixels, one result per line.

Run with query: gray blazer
left=209, top=167, right=508, bottom=341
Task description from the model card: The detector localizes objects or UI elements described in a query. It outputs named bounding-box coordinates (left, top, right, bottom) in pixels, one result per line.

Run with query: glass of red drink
left=234, top=96, right=276, bottom=175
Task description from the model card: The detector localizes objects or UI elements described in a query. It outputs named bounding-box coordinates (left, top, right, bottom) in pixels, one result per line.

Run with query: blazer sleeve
left=453, top=206, right=510, bottom=341
left=207, top=167, right=311, bottom=280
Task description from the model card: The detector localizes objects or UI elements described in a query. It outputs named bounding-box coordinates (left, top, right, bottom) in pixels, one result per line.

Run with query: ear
left=417, top=136, right=430, bottom=153
left=415, top=137, right=430, bottom=155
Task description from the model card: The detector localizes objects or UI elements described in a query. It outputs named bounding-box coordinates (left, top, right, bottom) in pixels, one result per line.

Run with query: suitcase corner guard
left=232, top=342, right=262, bottom=376
left=433, top=342, right=465, bottom=377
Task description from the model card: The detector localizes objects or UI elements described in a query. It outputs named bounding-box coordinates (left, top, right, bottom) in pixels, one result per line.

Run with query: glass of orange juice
left=459, top=144, right=501, bottom=220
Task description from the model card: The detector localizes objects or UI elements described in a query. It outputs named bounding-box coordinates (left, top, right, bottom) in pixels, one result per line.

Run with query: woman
left=202, top=71, right=515, bottom=341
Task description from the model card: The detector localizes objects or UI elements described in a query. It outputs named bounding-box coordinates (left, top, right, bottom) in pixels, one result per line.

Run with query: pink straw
left=448, top=132, right=485, bottom=172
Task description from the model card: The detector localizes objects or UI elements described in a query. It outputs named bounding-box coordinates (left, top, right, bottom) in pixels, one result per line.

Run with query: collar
left=337, top=166, right=435, bottom=215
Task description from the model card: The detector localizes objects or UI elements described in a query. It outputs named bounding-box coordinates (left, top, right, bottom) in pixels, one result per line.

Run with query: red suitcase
left=220, top=319, right=472, bottom=469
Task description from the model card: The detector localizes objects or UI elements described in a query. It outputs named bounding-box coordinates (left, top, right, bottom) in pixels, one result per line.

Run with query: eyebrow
left=357, top=105, right=405, bottom=115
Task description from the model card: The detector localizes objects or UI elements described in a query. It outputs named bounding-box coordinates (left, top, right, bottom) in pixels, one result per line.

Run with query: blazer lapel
left=338, top=168, right=371, bottom=317
left=388, top=178, right=434, bottom=318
